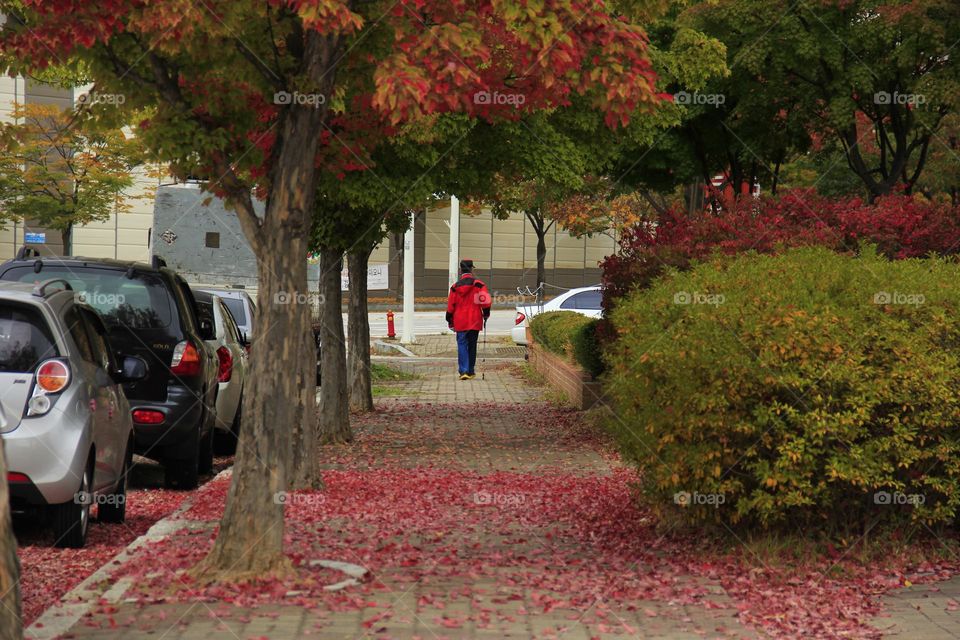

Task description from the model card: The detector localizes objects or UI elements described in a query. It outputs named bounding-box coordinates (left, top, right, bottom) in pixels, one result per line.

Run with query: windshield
left=0, top=303, right=57, bottom=373
left=3, top=266, right=174, bottom=330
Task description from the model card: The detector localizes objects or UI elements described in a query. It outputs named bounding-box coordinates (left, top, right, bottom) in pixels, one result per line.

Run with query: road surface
left=345, top=308, right=516, bottom=338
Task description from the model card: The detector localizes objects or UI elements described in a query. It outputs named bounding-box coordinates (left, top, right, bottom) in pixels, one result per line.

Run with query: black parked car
left=0, top=252, right=219, bottom=489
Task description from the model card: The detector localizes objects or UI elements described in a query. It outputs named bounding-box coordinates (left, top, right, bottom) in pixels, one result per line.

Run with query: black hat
left=459, top=259, right=474, bottom=273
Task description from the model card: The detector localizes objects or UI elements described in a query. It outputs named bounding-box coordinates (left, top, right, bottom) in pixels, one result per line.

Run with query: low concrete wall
left=528, top=343, right=604, bottom=410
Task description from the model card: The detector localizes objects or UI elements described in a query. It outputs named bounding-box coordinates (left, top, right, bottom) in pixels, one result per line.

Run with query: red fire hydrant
left=386, top=311, right=396, bottom=339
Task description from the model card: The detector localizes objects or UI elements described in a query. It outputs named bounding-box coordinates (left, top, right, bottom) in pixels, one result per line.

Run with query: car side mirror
left=115, top=355, right=148, bottom=383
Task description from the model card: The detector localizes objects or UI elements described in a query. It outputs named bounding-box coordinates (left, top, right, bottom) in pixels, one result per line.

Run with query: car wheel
left=51, top=461, right=92, bottom=548
left=164, top=431, right=199, bottom=490
left=99, top=442, right=130, bottom=524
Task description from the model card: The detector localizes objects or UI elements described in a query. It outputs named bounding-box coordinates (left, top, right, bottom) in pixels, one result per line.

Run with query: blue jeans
left=456, top=330, right=480, bottom=375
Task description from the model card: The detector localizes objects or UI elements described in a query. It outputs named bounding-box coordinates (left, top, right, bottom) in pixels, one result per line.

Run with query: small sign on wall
left=24, top=232, right=46, bottom=244
left=341, top=264, right=390, bottom=291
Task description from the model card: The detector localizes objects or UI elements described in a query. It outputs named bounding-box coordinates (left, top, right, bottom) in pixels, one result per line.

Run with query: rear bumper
left=511, top=324, right=528, bottom=346
left=5, top=412, right=90, bottom=505
left=131, top=385, right=206, bottom=458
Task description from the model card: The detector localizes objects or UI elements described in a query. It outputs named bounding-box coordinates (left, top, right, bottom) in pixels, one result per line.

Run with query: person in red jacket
left=446, top=259, right=492, bottom=380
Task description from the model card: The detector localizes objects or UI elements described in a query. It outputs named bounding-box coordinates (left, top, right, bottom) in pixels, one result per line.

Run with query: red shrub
left=601, top=190, right=960, bottom=308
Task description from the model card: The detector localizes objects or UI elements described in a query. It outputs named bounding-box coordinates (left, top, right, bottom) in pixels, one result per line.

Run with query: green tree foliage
left=685, top=0, right=960, bottom=200
left=0, top=102, right=143, bottom=252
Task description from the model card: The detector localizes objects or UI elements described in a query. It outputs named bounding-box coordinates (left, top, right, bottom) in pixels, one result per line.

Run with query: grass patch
left=513, top=361, right=546, bottom=386
left=371, top=363, right=418, bottom=381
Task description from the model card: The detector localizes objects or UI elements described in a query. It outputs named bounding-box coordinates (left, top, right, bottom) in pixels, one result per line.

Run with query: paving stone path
left=36, top=351, right=763, bottom=640
left=869, top=578, right=960, bottom=639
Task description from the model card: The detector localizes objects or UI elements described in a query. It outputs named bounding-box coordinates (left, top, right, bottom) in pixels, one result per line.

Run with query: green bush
left=530, top=311, right=593, bottom=356
left=571, top=319, right=605, bottom=378
left=606, top=246, right=960, bottom=531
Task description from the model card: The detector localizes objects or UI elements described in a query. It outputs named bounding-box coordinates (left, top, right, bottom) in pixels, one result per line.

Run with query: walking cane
left=481, top=321, right=487, bottom=380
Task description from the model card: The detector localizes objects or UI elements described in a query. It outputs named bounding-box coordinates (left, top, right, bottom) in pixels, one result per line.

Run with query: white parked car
left=197, top=286, right=256, bottom=343
left=512, top=285, right=604, bottom=346
left=192, top=289, right=248, bottom=453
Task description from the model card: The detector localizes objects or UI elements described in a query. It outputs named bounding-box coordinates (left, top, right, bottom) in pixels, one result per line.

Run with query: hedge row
left=529, top=311, right=604, bottom=377
left=606, top=246, right=960, bottom=531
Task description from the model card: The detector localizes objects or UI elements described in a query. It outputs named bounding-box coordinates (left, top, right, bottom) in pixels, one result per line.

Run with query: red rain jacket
left=446, top=274, right=492, bottom=332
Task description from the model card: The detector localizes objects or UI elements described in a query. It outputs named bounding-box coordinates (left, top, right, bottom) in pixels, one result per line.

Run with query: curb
left=25, top=468, right=231, bottom=640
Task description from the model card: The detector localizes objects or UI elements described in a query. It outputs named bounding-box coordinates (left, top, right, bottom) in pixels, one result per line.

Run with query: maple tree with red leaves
left=0, top=0, right=665, bottom=588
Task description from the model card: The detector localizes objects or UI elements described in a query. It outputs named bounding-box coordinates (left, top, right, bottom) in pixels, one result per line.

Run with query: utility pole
left=448, top=196, right=460, bottom=286
left=446, top=196, right=460, bottom=334
left=401, top=210, right=416, bottom=344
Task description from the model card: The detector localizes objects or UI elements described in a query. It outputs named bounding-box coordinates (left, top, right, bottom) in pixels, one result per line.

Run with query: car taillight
left=7, top=472, right=30, bottom=483
left=36, top=359, right=70, bottom=393
left=515, top=312, right=526, bottom=326
left=170, top=341, right=202, bottom=376
left=216, top=346, right=233, bottom=383
left=132, top=409, right=165, bottom=424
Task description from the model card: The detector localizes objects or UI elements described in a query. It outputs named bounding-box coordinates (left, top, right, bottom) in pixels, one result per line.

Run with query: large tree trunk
left=288, top=264, right=321, bottom=490
left=197, top=62, right=331, bottom=577
left=0, top=439, right=22, bottom=640
left=318, top=249, right=352, bottom=442
left=196, top=221, right=310, bottom=579
left=347, top=248, right=374, bottom=413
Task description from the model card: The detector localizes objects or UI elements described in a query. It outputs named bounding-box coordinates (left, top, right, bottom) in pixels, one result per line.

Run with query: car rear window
left=0, top=304, right=57, bottom=372
left=559, top=290, right=603, bottom=310
left=220, top=297, right=247, bottom=325
left=3, top=266, right=174, bottom=330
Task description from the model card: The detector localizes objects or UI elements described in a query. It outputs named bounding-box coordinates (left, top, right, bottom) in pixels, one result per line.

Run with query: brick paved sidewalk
left=869, top=578, right=960, bottom=639
left=32, top=360, right=759, bottom=640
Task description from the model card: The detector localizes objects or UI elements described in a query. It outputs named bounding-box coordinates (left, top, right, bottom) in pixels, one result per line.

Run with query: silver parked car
left=192, top=289, right=247, bottom=453
left=196, top=286, right=256, bottom=344
left=1, top=279, right=147, bottom=548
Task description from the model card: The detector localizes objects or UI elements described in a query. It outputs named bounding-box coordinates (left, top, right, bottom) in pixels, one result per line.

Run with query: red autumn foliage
left=601, top=190, right=960, bottom=308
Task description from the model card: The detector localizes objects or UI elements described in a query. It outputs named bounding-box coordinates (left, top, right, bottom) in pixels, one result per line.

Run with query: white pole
left=448, top=196, right=460, bottom=287
left=446, top=197, right=460, bottom=335
left=401, top=211, right=416, bottom=344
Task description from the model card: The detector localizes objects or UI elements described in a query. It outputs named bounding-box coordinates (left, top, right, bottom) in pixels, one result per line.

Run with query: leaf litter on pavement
left=33, top=402, right=960, bottom=639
